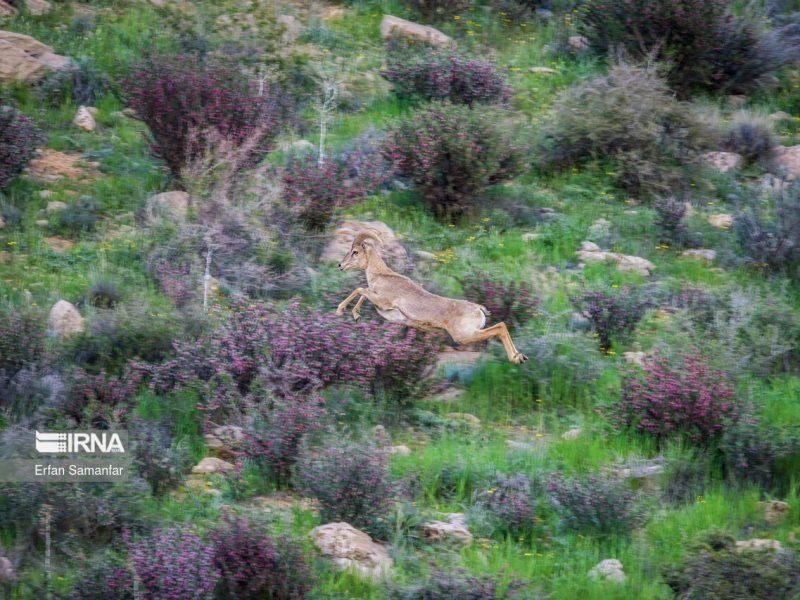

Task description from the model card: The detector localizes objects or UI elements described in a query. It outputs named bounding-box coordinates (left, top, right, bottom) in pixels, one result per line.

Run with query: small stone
left=506, top=439, right=536, bottom=451
left=35, top=219, right=49, bottom=226
left=529, top=66, right=557, bottom=75
left=446, top=412, right=481, bottom=428
left=768, top=111, right=792, bottom=123
left=371, top=424, right=389, bottom=445
left=421, top=513, right=473, bottom=545
left=708, top=214, right=733, bottom=229
left=623, top=351, right=647, bottom=367
left=588, top=559, right=625, bottom=583
left=702, top=151, right=743, bottom=173
left=587, top=218, right=611, bottom=240
left=323, top=5, right=345, bottom=20
left=521, top=232, right=541, bottom=242
left=191, top=456, right=235, bottom=475
left=39, top=189, right=53, bottom=199
left=72, top=105, right=96, bottom=132
left=42, top=236, right=74, bottom=252
left=415, top=250, right=436, bottom=261
left=45, top=200, right=67, bottom=213
left=0, top=216, right=4, bottom=229
left=310, top=522, right=393, bottom=579
left=580, top=240, right=601, bottom=252
left=144, top=190, right=190, bottom=224
left=735, top=538, right=783, bottom=553
left=387, top=444, right=411, bottom=456
left=568, top=35, right=589, bottom=51
left=48, top=300, right=84, bottom=337
left=760, top=500, right=790, bottom=526
left=681, top=248, right=716, bottom=262
left=561, top=427, right=582, bottom=440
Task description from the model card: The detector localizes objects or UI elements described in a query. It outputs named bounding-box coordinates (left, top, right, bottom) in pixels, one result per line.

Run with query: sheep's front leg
left=351, top=295, right=366, bottom=321
left=336, top=288, right=364, bottom=315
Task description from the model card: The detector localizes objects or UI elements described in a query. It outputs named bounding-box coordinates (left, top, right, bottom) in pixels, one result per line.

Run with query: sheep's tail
left=479, top=305, right=491, bottom=317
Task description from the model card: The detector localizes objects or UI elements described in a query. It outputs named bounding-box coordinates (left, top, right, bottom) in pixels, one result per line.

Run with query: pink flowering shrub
left=459, top=271, right=538, bottom=331
left=547, top=474, right=644, bottom=535
left=136, top=301, right=439, bottom=410
left=474, top=473, right=538, bottom=537
left=129, top=528, right=219, bottom=600
left=382, top=38, right=509, bottom=106
left=0, top=105, right=44, bottom=189
left=61, top=368, right=143, bottom=428
left=210, top=516, right=312, bottom=599
left=572, top=286, right=648, bottom=351
left=614, top=353, right=738, bottom=445
left=385, top=102, right=527, bottom=221
left=296, top=441, right=393, bottom=535
left=243, top=396, right=327, bottom=483
left=123, top=54, right=292, bottom=179
left=282, top=148, right=390, bottom=232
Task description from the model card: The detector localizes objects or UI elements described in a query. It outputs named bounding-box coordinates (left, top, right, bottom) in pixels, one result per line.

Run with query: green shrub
left=579, top=0, right=791, bottom=96
left=537, top=62, right=711, bottom=198
left=386, top=102, right=527, bottom=220
left=0, top=105, right=44, bottom=190
left=663, top=532, right=800, bottom=600
left=734, top=181, right=800, bottom=276
left=722, top=112, right=777, bottom=164
left=401, top=0, right=474, bottom=21
left=720, top=415, right=797, bottom=491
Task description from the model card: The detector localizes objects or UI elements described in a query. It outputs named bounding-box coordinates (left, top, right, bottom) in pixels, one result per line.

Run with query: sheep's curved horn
left=352, top=229, right=384, bottom=248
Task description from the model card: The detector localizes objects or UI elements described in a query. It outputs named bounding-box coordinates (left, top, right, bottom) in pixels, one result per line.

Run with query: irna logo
left=35, top=431, right=125, bottom=454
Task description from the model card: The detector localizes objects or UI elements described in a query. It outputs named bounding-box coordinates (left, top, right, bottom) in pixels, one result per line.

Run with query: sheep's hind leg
left=351, top=295, right=366, bottom=321
left=453, top=322, right=527, bottom=364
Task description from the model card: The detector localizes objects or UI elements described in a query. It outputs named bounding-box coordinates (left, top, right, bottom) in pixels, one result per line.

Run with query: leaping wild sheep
left=336, top=230, right=528, bottom=364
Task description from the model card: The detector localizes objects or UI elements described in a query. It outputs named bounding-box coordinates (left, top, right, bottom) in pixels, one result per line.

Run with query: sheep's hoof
left=511, top=352, right=528, bottom=364
left=352, top=310, right=361, bottom=321
left=335, top=304, right=347, bottom=316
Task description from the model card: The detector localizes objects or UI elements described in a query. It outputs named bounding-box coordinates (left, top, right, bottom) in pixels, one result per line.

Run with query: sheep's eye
left=353, top=251, right=358, bottom=256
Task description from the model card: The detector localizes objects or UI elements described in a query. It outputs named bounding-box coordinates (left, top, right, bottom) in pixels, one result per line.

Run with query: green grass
left=2, top=0, right=800, bottom=598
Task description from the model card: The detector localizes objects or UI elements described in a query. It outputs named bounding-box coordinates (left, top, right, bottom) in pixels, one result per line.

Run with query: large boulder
left=769, top=145, right=800, bottom=180
left=421, top=513, right=473, bottom=545
left=380, top=15, right=453, bottom=48
left=48, top=300, right=84, bottom=337
left=0, top=31, right=69, bottom=83
left=143, top=191, right=191, bottom=224
left=321, top=220, right=409, bottom=271
left=310, top=522, right=393, bottom=579
left=735, top=538, right=783, bottom=553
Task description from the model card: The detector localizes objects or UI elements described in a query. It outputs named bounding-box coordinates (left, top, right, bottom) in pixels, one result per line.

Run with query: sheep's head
left=339, top=230, right=383, bottom=271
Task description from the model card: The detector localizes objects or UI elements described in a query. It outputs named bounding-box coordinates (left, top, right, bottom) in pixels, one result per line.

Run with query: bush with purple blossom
left=382, top=38, right=509, bottom=106
left=129, top=527, right=219, bottom=600
left=136, top=301, right=439, bottom=411
left=210, top=515, right=312, bottom=599
left=613, top=353, right=738, bottom=445
left=459, top=271, right=539, bottom=331
left=385, top=102, right=527, bottom=221
left=0, top=105, right=45, bottom=190
left=282, top=148, right=391, bottom=232
left=123, top=54, right=292, bottom=180
left=572, top=286, right=648, bottom=352
left=296, top=440, right=393, bottom=535
left=473, top=473, right=538, bottom=537
left=242, top=395, right=327, bottom=484
left=547, top=473, right=645, bottom=535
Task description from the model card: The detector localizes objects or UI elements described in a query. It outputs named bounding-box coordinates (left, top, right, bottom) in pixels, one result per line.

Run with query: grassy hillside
left=1, top=0, right=800, bottom=598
